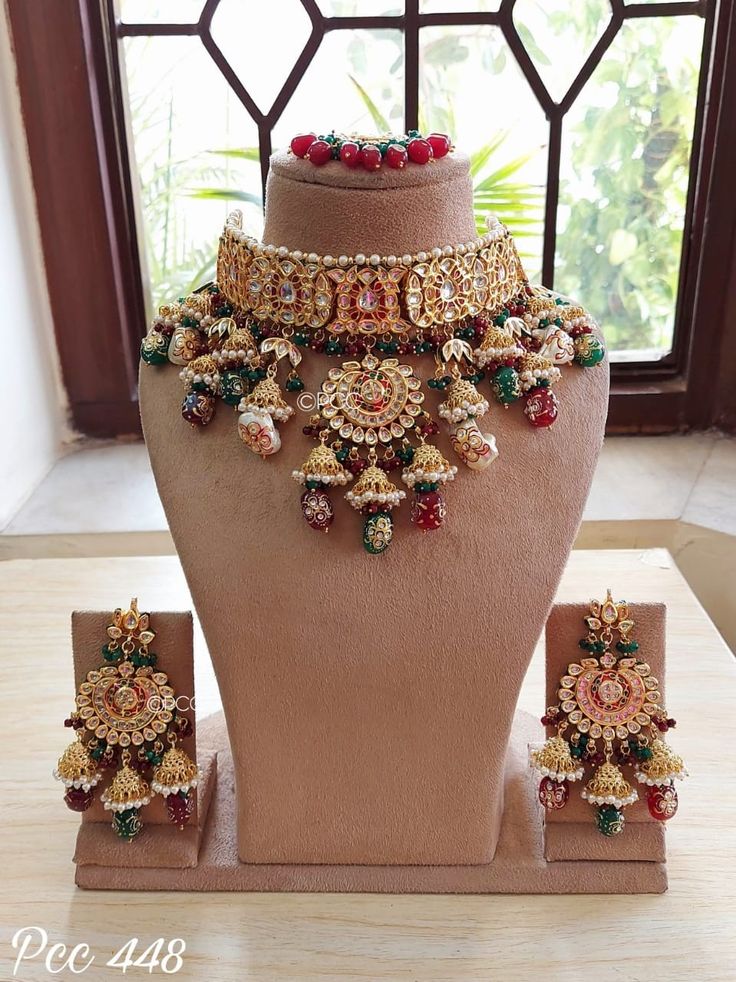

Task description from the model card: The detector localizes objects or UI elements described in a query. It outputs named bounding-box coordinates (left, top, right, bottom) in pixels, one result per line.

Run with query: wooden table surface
left=1, top=549, right=734, bottom=982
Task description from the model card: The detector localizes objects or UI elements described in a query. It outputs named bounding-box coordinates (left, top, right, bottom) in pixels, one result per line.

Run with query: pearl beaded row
left=635, top=769, right=687, bottom=787
left=401, top=464, right=458, bottom=489
left=157, top=305, right=215, bottom=332
left=224, top=212, right=507, bottom=271
left=151, top=776, right=199, bottom=796
left=581, top=786, right=639, bottom=808
left=534, top=762, right=585, bottom=783
left=345, top=487, right=406, bottom=508
left=237, top=397, right=293, bottom=422
left=52, top=768, right=102, bottom=791
left=292, top=469, right=350, bottom=487
left=103, top=792, right=152, bottom=813
left=438, top=399, right=490, bottom=424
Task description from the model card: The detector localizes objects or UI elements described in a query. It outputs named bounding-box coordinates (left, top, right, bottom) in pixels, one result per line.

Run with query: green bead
left=221, top=371, right=246, bottom=405
left=113, top=807, right=143, bottom=841
left=363, top=512, right=393, bottom=555
left=286, top=375, right=305, bottom=392
left=596, top=805, right=625, bottom=837
left=491, top=366, right=521, bottom=405
left=574, top=334, right=605, bottom=367
left=294, top=333, right=309, bottom=346
left=140, top=332, right=169, bottom=365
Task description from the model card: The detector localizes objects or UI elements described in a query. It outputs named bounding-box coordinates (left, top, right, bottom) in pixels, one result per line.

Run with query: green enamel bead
left=363, top=511, right=393, bottom=555
left=491, top=366, right=521, bottom=405
left=221, top=371, right=246, bottom=406
left=574, top=334, right=605, bottom=367
left=596, top=805, right=625, bottom=837
left=140, top=332, right=169, bottom=365
left=112, top=807, right=143, bottom=841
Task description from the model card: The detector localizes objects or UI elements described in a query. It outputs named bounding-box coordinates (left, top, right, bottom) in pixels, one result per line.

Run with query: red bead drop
left=427, top=133, right=451, bottom=158
left=524, top=387, right=558, bottom=428
left=407, top=137, right=433, bottom=164
left=411, top=490, right=446, bottom=531
left=166, top=791, right=195, bottom=829
left=647, top=784, right=678, bottom=821
left=64, top=787, right=94, bottom=812
left=305, top=139, right=333, bottom=166
left=386, top=143, right=408, bottom=169
left=290, top=133, right=317, bottom=158
left=301, top=488, right=334, bottom=532
left=340, top=141, right=361, bottom=167
left=181, top=391, right=215, bottom=426
left=538, top=776, right=569, bottom=810
left=360, top=145, right=382, bottom=171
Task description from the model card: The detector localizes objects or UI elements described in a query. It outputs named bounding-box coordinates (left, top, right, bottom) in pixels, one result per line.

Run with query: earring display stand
left=70, top=610, right=217, bottom=871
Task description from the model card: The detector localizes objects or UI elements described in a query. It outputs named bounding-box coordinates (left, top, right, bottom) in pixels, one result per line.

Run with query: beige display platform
left=70, top=610, right=216, bottom=870
left=75, top=710, right=665, bottom=893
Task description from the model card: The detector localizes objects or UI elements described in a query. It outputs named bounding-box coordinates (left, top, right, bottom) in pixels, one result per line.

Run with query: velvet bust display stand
left=77, top=152, right=665, bottom=892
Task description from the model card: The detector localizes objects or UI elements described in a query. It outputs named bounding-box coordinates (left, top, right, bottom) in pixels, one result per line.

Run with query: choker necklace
left=142, top=209, right=605, bottom=555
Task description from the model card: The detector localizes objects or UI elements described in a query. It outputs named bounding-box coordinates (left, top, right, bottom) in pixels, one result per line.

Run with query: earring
left=436, top=339, right=498, bottom=472
left=54, top=599, right=199, bottom=840
left=530, top=590, right=687, bottom=837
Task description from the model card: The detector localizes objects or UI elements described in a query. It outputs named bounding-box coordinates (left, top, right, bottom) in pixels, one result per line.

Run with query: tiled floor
left=3, top=432, right=734, bottom=537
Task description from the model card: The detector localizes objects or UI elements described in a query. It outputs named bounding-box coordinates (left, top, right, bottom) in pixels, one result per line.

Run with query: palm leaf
left=349, top=75, right=391, bottom=132
left=189, top=188, right=263, bottom=207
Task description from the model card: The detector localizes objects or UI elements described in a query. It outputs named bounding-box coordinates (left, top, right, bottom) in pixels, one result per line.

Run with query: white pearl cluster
left=536, top=764, right=585, bottom=783
left=519, top=364, right=561, bottom=393
left=179, top=367, right=221, bottom=393
left=154, top=305, right=214, bottom=334
left=401, top=464, right=458, bottom=489
left=582, top=787, right=638, bottom=808
left=237, top=398, right=293, bottom=422
left=210, top=346, right=258, bottom=367
left=102, top=793, right=152, bottom=813
left=438, top=398, right=490, bottom=424
left=474, top=343, right=524, bottom=368
left=635, top=770, right=687, bottom=787
left=345, top=487, right=405, bottom=509
left=291, top=469, right=349, bottom=486
left=151, top=775, right=199, bottom=797
left=52, top=767, right=102, bottom=792
left=224, top=211, right=507, bottom=270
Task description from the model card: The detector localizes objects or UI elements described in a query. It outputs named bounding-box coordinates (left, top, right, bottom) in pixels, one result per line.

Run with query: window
left=7, top=0, right=736, bottom=434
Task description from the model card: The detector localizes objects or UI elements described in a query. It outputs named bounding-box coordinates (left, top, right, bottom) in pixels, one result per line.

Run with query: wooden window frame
left=6, top=0, right=736, bottom=436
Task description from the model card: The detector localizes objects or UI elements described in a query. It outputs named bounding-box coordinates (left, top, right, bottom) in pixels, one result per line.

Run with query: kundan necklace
left=141, top=142, right=605, bottom=555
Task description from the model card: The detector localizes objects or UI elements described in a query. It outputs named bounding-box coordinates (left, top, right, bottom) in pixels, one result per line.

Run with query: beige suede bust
left=139, top=148, right=609, bottom=865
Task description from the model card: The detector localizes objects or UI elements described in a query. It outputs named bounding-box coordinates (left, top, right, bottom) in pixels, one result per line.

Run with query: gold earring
left=531, top=590, right=687, bottom=837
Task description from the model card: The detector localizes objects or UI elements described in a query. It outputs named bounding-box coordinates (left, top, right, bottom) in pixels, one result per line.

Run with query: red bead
left=64, top=787, right=94, bottom=812
left=301, top=488, right=334, bottom=532
left=647, top=784, right=678, bottom=821
left=427, top=132, right=451, bottom=158
left=166, top=791, right=195, bottom=829
left=411, top=490, right=446, bottom=531
left=385, top=143, right=408, bottom=169
left=340, top=141, right=361, bottom=167
left=538, top=777, right=569, bottom=810
left=181, top=391, right=215, bottom=426
left=524, top=387, right=558, bottom=427
left=407, top=138, right=433, bottom=164
left=305, top=139, right=333, bottom=165
left=290, top=133, right=317, bottom=158
left=360, top=145, right=382, bottom=171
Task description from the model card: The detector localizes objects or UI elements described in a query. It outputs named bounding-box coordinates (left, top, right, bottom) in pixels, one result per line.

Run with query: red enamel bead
left=538, top=777, right=569, bottom=810
left=290, top=133, right=317, bottom=158
left=181, top=391, right=215, bottom=426
left=385, top=143, right=408, bottom=169
left=427, top=132, right=451, bottom=158
left=166, top=791, right=194, bottom=829
left=301, top=488, right=334, bottom=532
left=411, top=490, right=446, bottom=531
left=524, top=387, right=558, bottom=427
left=305, top=139, right=333, bottom=165
left=340, top=141, right=361, bottom=167
left=647, top=784, right=678, bottom=821
left=360, top=145, right=382, bottom=171
left=64, top=787, right=94, bottom=812
left=407, top=137, right=433, bottom=164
